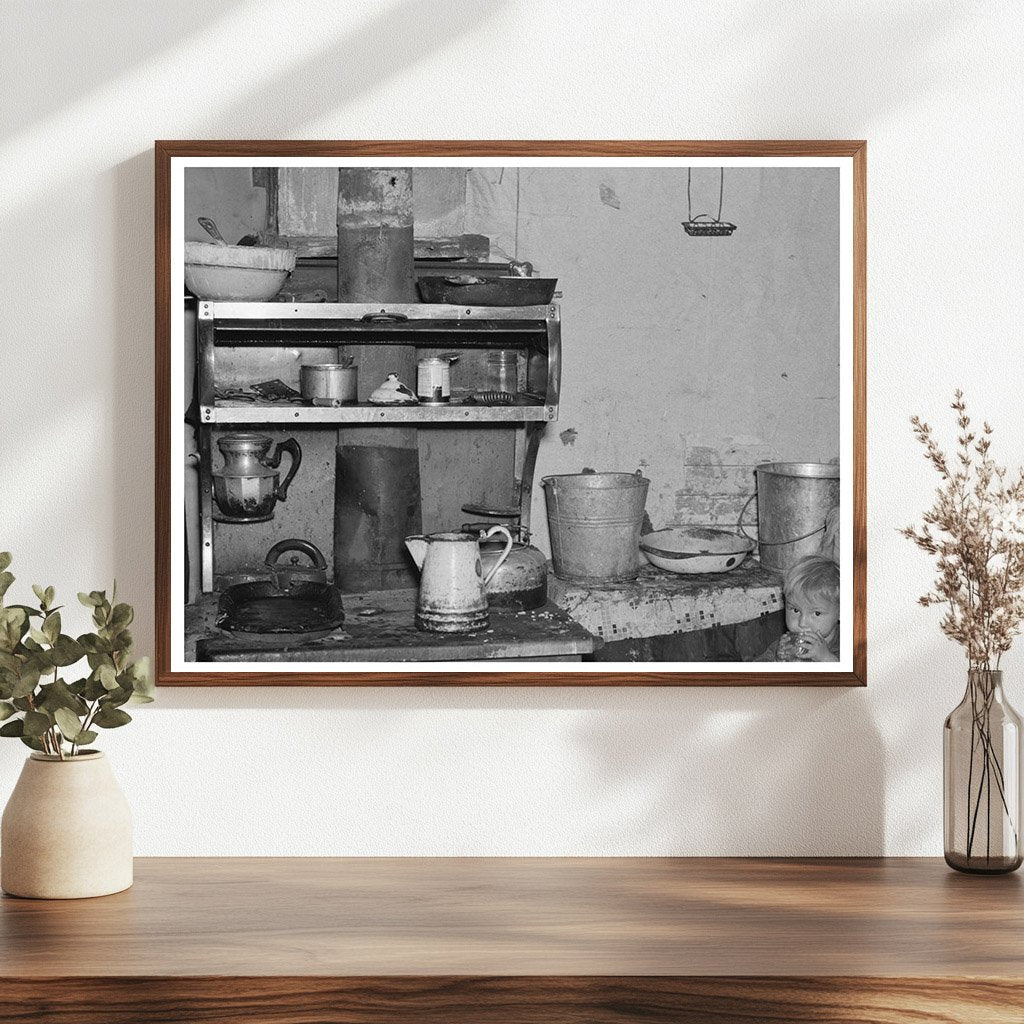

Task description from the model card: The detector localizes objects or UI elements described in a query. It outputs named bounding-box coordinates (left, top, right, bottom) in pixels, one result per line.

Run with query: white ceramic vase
left=1, top=751, right=133, bottom=899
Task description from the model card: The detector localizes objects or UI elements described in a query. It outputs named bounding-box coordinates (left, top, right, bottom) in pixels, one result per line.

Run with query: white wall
left=1, top=0, right=1021, bottom=855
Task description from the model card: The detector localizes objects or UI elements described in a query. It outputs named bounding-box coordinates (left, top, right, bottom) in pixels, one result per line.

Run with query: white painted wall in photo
left=0, top=0, right=1020, bottom=855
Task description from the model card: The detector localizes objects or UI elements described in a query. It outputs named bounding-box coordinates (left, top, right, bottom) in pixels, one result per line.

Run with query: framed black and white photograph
left=155, top=141, right=865, bottom=686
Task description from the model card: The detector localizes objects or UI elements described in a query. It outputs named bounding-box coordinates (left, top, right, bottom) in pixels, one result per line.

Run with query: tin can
left=417, top=357, right=451, bottom=404
left=299, top=363, right=357, bottom=406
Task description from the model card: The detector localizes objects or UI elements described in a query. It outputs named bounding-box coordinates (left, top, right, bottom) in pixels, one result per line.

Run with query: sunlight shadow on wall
left=0, top=0, right=247, bottom=138
left=729, top=2, right=973, bottom=132
left=569, top=687, right=885, bottom=855
left=1, top=1, right=501, bottom=219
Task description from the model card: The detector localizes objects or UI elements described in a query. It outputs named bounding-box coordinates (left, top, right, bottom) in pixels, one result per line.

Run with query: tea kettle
left=462, top=523, right=548, bottom=610
left=405, top=527, right=513, bottom=633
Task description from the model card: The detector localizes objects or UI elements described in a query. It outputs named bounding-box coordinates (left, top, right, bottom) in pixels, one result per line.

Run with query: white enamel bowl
left=184, top=241, right=296, bottom=301
left=639, top=527, right=754, bottom=574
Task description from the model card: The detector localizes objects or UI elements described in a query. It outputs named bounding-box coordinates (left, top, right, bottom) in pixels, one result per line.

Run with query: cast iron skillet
left=216, top=539, right=345, bottom=634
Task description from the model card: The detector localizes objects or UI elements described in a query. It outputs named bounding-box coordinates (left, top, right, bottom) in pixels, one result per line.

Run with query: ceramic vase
left=944, top=669, right=1023, bottom=873
left=1, top=751, right=133, bottom=899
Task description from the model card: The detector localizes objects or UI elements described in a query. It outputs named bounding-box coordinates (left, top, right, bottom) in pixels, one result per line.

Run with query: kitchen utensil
left=198, top=216, right=228, bottom=245
left=639, top=527, right=754, bottom=574
left=198, top=216, right=259, bottom=247
left=216, top=540, right=344, bottom=634
left=417, top=276, right=557, bottom=306
left=543, top=470, right=650, bottom=583
left=212, top=433, right=302, bottom=523
left=405, top=527, right=513, bottom=632
left=462, top=523, right=548, bottom=610
left=184, top=241, right=296, bottom=301
left=249, top=379, right=303, bottom=401
left=300, top=363, right=358, bottom=406
left=368, top=372, right=417, bottom=405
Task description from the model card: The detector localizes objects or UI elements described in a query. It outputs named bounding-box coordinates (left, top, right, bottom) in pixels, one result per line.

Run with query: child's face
left=785, top=587, right=839, bottom=638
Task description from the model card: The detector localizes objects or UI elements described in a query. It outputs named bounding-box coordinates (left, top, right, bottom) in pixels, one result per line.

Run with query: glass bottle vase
left=944, top=669, right=1023, bottom=873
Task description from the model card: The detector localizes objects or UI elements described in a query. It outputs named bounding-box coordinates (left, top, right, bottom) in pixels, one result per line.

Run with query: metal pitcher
left=213, top=433, right=302, bottom=523
left=405, top=527, right=513, bottom=633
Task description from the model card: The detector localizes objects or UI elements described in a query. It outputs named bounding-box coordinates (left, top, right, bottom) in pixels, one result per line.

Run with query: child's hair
left=783, top=555, right=839, bottom=607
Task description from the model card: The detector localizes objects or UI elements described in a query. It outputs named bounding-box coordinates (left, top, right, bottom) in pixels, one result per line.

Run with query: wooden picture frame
left=156, top=141, right=866, bottom=686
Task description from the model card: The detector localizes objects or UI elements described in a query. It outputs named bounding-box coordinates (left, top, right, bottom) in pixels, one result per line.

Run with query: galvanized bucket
left=754, top=462, right=839, bottom=573
left=542, top=471, right=650, bottom=583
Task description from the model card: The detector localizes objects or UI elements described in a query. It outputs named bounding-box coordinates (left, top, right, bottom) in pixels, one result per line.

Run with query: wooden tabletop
left=190, top=590, right=598, bottom=662
left=1, top=856, right=1020, bottom=976
left=3, top=858, right=1022, bottom=1022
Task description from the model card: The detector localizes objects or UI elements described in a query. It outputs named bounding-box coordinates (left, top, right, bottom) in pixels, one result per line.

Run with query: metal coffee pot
left=405, top=527, right=513, bottom=632
left=213, top=433, right=302, bottom=523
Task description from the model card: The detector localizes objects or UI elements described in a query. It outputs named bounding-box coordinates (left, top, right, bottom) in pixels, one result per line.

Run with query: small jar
left=417, top=357, right=451, bottom=404
left=487, top=350, right=520, bottom=394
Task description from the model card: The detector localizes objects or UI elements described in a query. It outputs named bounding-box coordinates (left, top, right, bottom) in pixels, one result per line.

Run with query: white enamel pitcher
left=405, top=527, right=513, bottom=633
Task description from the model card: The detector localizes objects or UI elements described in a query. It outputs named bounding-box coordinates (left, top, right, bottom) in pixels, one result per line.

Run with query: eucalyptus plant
left=0, top=553, right=153, bottom=759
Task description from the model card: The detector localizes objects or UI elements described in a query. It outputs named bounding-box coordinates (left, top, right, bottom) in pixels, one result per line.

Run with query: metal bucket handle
left=737, top=492, right=834, bottom=546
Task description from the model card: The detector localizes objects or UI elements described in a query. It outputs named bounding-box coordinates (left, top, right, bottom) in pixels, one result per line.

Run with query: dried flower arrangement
left=902, top=390, right=1024, bottom=668
left=902, top=390, right=1023, bottom=870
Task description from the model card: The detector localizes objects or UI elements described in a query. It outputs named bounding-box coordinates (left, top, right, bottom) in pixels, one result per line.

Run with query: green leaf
left=28, top=627, right=49, bottom=646
left=36, top=678, right=88, bottom=717
left=98, top=664, right=118, bottom=691
left=22, top=710, right=51, bottom=738
left=42, top=611, right=60, bottom=644
left=74, top=730, right=98, bottom=746
left=11, top=664, right=41, bottom=699
left=81, top=636, right=112, bottom=656
left=50, top=635, right=85, bottom=668
left=0, top=701, right=15, bottom=721
left=0, top=651, right=21, bottom=674
left=0, top=572, right=14, bottom=602
left=0, top=553, right=11, bottom=573
left=54, top=707, right=85, bottom=742
left=0, top=718, right=24, bottom=737
left=0, top=606, right=27, bottom=651
left=83, top=674, right=107, bottom=701
left=110, top=603, right=134, bottom=630
left=104, top=685, right=132, bottom=708
left=78, top=591, right=100, bottom=608
left=92, top=705, right=132, bottom=729
left=19, top=735, right=45, bottom=752
left=32, top=584, right=48, bottom=608
left=127, top=657, right=154, bottom=701
left=44, top=586, right=55, bottom=608
left=9, top=604, right=42, bottom=619
left=109, top=628, right=134, bottom=657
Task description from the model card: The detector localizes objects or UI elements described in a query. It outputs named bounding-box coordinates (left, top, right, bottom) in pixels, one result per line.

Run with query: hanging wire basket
left=682, top=168, right=737, bottom=236
left=682, top=214, right=737, bottom=237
